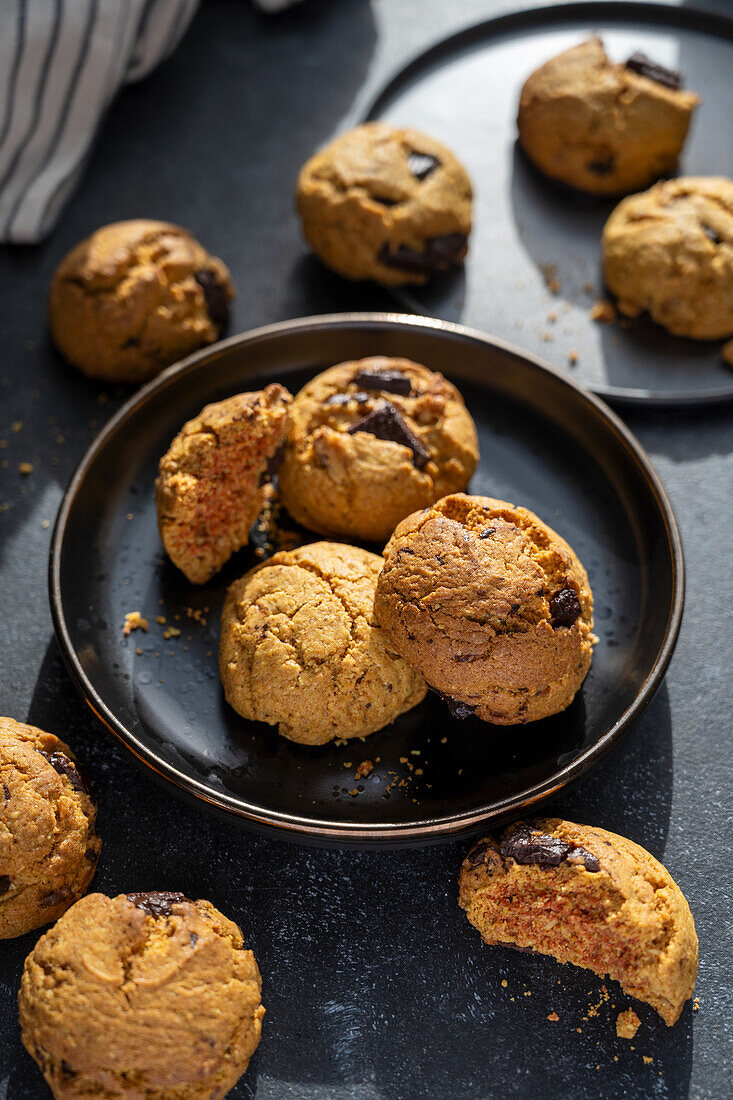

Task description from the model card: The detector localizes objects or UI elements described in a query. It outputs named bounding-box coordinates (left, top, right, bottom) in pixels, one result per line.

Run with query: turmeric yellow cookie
left=219, top=541, right=427, bottom=745
left=0, top=716, right=100, bottom=939
left=49, top=219, right=234, bottom=383
left=459, top=818, right=698, bottom=1025
left=19, top=891, right=264, bottom=1099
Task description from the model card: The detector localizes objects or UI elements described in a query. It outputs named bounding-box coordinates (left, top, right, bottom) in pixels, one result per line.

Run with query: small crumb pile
left=123, top=612, right=148, bottom=636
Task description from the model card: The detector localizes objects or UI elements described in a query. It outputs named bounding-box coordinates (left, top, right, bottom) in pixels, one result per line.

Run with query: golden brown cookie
left=156, top=384, right=292, bottom=584
left=459, top=818, right=698, bottom=1025
left=603, top=176, right=733, bottom=339
left=374, top=495, right=595, bottom=724
left=49, top=219, right=235, bottom=383
left=19, top=891, right=264, bottom=1099
left=296, top=122, right=472, bottom=284
left=517, top=38, right=699, bottom=196
left=219, top=541, right=427, bottom=745
left=278, top=358, right=479, bottom=542
left=0, top=717, right=100, bottom=940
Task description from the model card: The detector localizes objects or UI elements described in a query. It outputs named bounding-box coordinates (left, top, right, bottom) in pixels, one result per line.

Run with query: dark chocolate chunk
left=194, top=270, right=229, bottom=329
left=378, top=233, right=467, bottom=276
left=0, top=875, right=10, bottom=895
left=408, top=152, right=440, bottom=181
left=126, top=891, right=188, bottom=918
left=435, top=690, right=476, bottom=720
left=189, top=932, right=199, bottom=947
left=85, top=847, right=99, bottom=863
left=479, top=527, right=496, bottom=539
left=60, top=1061, right=77, bottom=1079
left=39, top=751, right=92, bottom=798
left=702, top=224, right=722, bottom=245
left=625, top=52, right=682, bottom=90
left=352, top=368, right=412, bottom=396
left=549, top=587, right=582, bottom=629
left=466, top=841, right=489, bottom=867
left=587, top=155, right=615, bottom=176
left=500, top=823, right=599, bottom=872
left=326, top=391, right=369, bottom=406
left=40, top=887, right=71, bottom=909
left=347, top=401, right=430, bottom=469
left=3, top=783, right=9, bottom=802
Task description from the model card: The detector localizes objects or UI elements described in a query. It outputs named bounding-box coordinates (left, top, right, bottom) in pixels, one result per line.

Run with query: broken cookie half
left=155, top=384, right=292, bottom=584
left=458, top=818, right=698, bottom=1025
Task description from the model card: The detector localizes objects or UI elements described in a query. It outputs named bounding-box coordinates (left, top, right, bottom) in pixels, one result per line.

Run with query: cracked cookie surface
left=156, top=385, right=292, bottom=584
left=296, top=122, right=472, bottom=285
left=518, top=38, right=699, bottom=196
left=49, top=220, right=235, bottom=383
left=374, top=495, right=595, bottom=725
left=19, top=891, right=264, bottom=1099
left=603, top=176, right=733, bottom=339
left=219, top=541, right=427, bottom=745
left=0, top=716, right=100, bottom=940
left=459, top=818, right=698, bottom=1025
left=278, top=358, right=479, bottom=542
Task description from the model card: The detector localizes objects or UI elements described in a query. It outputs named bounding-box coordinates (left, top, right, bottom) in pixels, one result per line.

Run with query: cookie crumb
left=540, top=263, right=560, bottom=294
left=568, top=349, right=579, bottom=365
left=616, top=1009, right=641, bottom=1039
left=501, top=979, right=508, bottom=988
left=547, top=1012, right=559, bottom=1022
left=642, top=1056, right=653, bottom=1065
left=11, top=420, right=23, bottom=433
left=355, top=760, right=373, bottom=779
left=590, top=300, right=616, bottom=323
left=41, top=519, right=50, bottom=529
left=163, top=627, right=181, bottom=640
left=693, top=997, right=700, bottom=1012
left=123, top=612, right=148, bottom=635
left=18, top=462, right=33, bottom=474
left=156, top=615, right=166, bottom=625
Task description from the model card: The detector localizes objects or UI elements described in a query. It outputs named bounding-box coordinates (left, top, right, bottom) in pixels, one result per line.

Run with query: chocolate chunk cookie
left=518, top=38, right=699, bottom=196
left=19, top=891, right=264, bottom=1098
left=603, top=176, right=733, bottom=339
left=459, top=818, right=698, bottom=1025
left=156, top=384, right=292, bottom=584
left=49, top=220, right=235, bottom=383
left=374, top=495, right=595, bottom=724
left=278, top=358, right=479, bottom=542
left=219, top=541, right=427, bottom=745
left=0, top=717, right=100, bottom=939
left=296, top=122, right=472, bottom=284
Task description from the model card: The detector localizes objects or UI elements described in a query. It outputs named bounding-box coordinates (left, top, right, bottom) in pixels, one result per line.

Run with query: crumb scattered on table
left=616, top=1009, right=641, bottom=1039
left=355, top=760, right=373, bottom=779
left=123, top=612, right=148, bottom=635
left=18, top=462, right=33, bottom=475
left=590, top=300, right=616, bottom=323
left=163, top=626, right=181, bottom=640
left=547, top=1012, right=559, bottom=1022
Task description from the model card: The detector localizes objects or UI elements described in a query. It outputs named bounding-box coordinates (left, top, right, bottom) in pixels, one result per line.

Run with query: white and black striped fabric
left=0, top=0, right=303, bottom=244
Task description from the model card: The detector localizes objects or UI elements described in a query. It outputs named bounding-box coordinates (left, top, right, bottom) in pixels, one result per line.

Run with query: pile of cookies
left=2, top=31, right=714, bottom=1100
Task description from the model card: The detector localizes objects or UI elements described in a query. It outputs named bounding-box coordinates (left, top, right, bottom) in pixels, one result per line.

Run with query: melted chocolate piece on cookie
left=408, top=152, right=440, bottom=181
left=500, top=823, right=599, bottom=872
left=38, top=751, right=92, bottom=798
left=479, top=527, right=496, bottom=539
left=435, top=689, right=476, bottom=720
left=351, top=368, right=412, bottom=396
left=40, top=887, right=72, bottom=909
left=588, top=154, right=616, bottom=176
left=194, top=270, right=229, bottom=329
left=347, top=401, right=429, bottom=469
left=126, top=891, right=189, bottom=917
left=466, top=842, right=489, bottom=867
left=378, top=233, right=467, bottom=276
left=549, top=587, right=582, bottom=629
left=625, top=52, right=682, bottom=90
left=0, top=875, right=10, bottom=895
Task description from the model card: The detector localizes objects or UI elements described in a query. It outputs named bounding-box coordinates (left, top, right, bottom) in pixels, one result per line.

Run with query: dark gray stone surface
left=0, top=2, right=730, bottom=1097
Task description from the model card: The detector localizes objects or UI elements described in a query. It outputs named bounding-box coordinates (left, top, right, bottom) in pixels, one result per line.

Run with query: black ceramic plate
left=365, top=1, right=733, bottom=406
left=50, top=314, right=683, bottom=846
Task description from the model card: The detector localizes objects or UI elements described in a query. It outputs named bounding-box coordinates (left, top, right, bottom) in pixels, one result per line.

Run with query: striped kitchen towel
left=0, top=0, right=303, bottom=244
